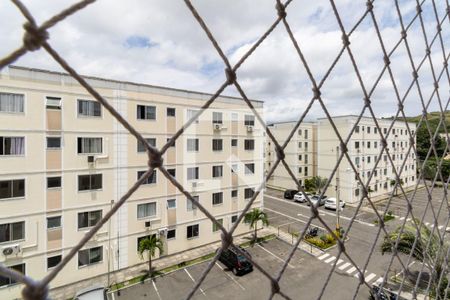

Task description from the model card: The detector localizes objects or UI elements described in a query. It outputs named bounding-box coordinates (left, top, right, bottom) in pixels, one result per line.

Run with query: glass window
left=212, top=192, right=223, bottom=205
left=212, top=139, right=223, bottom=151
left=167, top=107, right=176, bottom=117
left=47, top=216, right=61, bottom=229
left=212, top=165, right=223, bottom=178
left=137, top=138, right=156, bottom=152
left=231, top=215, right=238, bottom=223
left=212, top=218, right=223, bottom=232
left=167, top=229, right=176, bottom=239
left=0, top=263, right=25, bottom=287
left=187, top=167, right=199, bottom=180
left=0, top=221, right=24, bottom=243
left=355, top=141, right=360, bottom=149
left=245, top=163, right=255, bottom=174
left=355, top=126, right=359, bottom=133
left=244, top=139, right=254, bottom=150
left=78, top=246, right=103, bottom=267
left=137, top=202, right=157, bottom=219
left=187, top=224, right=199, bottom=238
left=47, top=176, right=61, bottom=189
left=137, top=170, right=157, bottom=184
left=187, top=196, right=199, bottom=211
left=212, top=112, right=223, bottom=124
left=167, top=168, right=176, bottom=178
left=244, top=188, right=255, bottom=199
left=0, top=179, right=25, bottom=199
left=0, top=137, right=25, bottom=155
left=78, top=210, right=102, bottom=229
left=244, top=115, right=255, bottom=126
left=187, top=109, right=200, bottom=124
left=77, top=137, right=102, bottom=154
left=0, top=93, right=24, bottom=113
left=231, top=190, right=238, bottom=198
left=46, top=97, right=61, bottom=110
left=137, top=105, right=156, bottom=120
left=231, top=139, right=238, bottom=147
left=47, top=255, right=62, bottom=269
left=78, top=174, right=102, bottom=191
left=187, top=139, right=199, bottom=151
left=47, top=137, right=61, bottom=149
left=78, top=100, right=101, bottom=117
left=304, top=130, right=308, bottom=139
left=167, top=199, right=176, bottom=209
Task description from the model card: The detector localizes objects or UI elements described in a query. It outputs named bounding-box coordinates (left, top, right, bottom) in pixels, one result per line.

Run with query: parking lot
left=108, top=238, right=373, bottom=300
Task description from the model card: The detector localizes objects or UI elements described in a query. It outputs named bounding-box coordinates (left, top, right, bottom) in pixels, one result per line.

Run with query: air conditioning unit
left=213, top=124, right=222, bottom=131
left=145, top=221, right=151, bottom=228
left=247, top=125, right=254, bottom=132
left=158, top=228, right=168, bottom=237
left=87, top=155, right=95, bottom=163
left=2, top=245, right=21, bottom=257
left=191, top=181, right=198, bottom=188
left=356, top=149, right=360, bottom=153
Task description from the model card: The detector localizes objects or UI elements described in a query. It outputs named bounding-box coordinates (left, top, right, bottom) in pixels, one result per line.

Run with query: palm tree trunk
left=149, top=253, right=152, bottom=275
left=254, top=222, right=258, bottom=242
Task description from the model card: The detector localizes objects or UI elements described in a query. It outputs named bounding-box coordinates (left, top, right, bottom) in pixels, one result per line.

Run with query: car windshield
left=237, top=255, right=248, bottom=262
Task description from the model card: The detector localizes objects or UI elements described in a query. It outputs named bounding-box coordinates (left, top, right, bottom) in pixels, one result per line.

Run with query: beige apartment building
left=265, top=122, right=317, bottom=190
left=317, top=116, right=417, bottom=204
left=0, top=66, right=264, bottom=299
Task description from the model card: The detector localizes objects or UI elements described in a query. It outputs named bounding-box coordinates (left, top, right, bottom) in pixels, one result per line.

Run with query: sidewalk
left=49, top=228, right=274, bottom=299
left=268, top=226, right=324, bottom=257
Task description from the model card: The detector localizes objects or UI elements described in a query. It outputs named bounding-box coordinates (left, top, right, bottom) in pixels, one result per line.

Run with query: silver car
left=324, top=197, right=345, bottom=210
left=307, top=195, right=327, bottom=206
left=293, top=192, right=312, bottom=203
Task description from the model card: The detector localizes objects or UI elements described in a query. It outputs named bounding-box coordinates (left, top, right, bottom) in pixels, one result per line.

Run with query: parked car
left=74, top=284, right=107, bottom=300
left=217, top=246, right=253, bottom=275
left=284, top=189, right=298, bottom=199
left=293, top=192, right=312, bottom=203
left=307, top=195, right=327, bottom=206
left=324, top=197, right=345, bottom=210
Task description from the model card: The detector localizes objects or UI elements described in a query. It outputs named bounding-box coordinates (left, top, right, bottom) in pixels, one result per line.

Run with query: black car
left=284, top=189, right=298, bottom=199
left=217, top=246, right=253, bottom=275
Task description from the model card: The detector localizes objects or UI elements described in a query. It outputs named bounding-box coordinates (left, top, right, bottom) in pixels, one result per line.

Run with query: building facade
left=317, top=116, right=417, bottom=204
left=265, top=122, right=317, bottom=190
left=0, top=66, right=264, bottom=298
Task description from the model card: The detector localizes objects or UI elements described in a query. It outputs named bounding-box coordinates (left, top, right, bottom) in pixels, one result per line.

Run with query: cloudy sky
left=0, top=0, right=449, bottom=123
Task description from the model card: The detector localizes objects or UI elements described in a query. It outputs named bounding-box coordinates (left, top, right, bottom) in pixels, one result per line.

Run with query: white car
left=293, top=192, right=312, bottom=203
left=74, top=285, right=106, bottom=300
left=324, top=197, right=345, bottom=210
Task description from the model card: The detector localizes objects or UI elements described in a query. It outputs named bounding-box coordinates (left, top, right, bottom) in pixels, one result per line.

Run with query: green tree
left=304, top=176, right=327, bottom=193
left=416, top=119, right=446, bottom=161
left=244, top=208, right=269, bottom=245
left=390, top=178, right=404, bottom=196
left=138, top=234, right=164, bottom=276
left=381, top=220, right=449, bottom=299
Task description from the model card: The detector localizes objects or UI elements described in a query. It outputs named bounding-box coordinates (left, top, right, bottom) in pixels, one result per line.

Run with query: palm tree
left=138, top=235, right=164, bottom=276
left=244, top=208, right=269, bottom=244
left=381, top=220, right=449, bottom=298
left=312, top=176, right=327, bottom=194
left=390, top=178, right=404, bottom=196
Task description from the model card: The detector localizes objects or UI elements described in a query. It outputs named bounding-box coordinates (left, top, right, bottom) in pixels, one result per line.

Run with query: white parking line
left=336, top=259, right=344, bottom=265
left=264, top=207, right=310, bottom=225
left=439, top=225, right=444, bottom=229
left=425, top=222, right=430, bottom=226
left=324, top=256, right=336, bottom=264
left=399, top=217, right=405, bottom=221
left=346, top=266, right=357, bottom=275
left=215, top=262, right=245, bottom=290
left=318, top=253, right=330, bottom=260
left=339, top=262, right=351, bottom=270
left=256, top=244, right=295, bottom=268
left=365, top=273, right=377, bottom=283
left=184, top=269, right=206, bottom=297
left=375, top=277, right=384, bottom=284
left=152, top=279, right=162, bottom=300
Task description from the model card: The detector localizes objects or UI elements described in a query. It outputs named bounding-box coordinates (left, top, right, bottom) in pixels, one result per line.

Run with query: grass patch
left=374, top=211, right=395, bottom=224
left=304, top=233, right=337, bottom=250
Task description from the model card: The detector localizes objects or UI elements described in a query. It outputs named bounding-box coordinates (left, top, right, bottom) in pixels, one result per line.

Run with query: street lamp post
left=335, top=146, right=341, bottom=233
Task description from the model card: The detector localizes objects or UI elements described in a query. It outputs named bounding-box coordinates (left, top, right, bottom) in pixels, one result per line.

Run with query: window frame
left=137, top=138, right=156, bottom=153
left=77, top=99, right=101, bottom=117
left=77, top=137, right=103, bottom=154
left=167, top=107, right=176, bottom=117
left=187, top=167, right=199, bottom=180
left=77, top=210, right=102, bottom=229
left=187, top=138, right=199, bottom=152
left=0, top=136, right=25, bottom=156
left=244, top=139, right=255, bottom=151
left=46, top=136, right=61, bottom=150
left=245, top=163, right=255, bottom=175
left=187, top=224, right=199, bottom=239
left=47, top=216, right=61, bottom=230
left=0, top=263, right=25, bottom=287
left=212, top=192, right=223, bottom=206
left=137, top=202, right=157, bottom=219
left=0, top=179, right=25, bottom=199
left=212, top=165, right=223, bottom=178
left=137, top=170, right=157, bottom=185
left=47, top=255, right=62, bottom=270
left=0, top=92, right=25, bottom=114
left=78, top=246, right=103, bottom=268
left=136, top=105, right=156, bottom=120
left=77, top=174, right=102, bottom=191
left=0, top=221, right=25, bottom=243
left=212, top=139, right=223, bottom=151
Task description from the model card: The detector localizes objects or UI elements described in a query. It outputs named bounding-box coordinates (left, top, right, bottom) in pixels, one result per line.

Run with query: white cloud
left=0, top=0, right=448, bottom=124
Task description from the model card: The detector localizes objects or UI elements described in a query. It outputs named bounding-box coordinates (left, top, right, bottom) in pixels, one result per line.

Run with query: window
left=137, top=170, right=157, bottom=184
left=46, top=97, right=61, bottom=110
left=355, top=141, right=360, bottom=149
left=367, top=141, right=371, bottom=149
left=383, top=128, right=387, bottom=134
left=187, top=167, right=199, bottom=180
left=299, top=155, right=302, bottom=161
left=231, top=215, right=238, bottom=223
left=304, top=167, right=308, bottom=176
left=384, top=168, right=387, bottom=175
left=137, top=202, right=157, bottom=219
left=187, top=224, right=199, bottom=239
left=355, top=157, right=360, bottom=165
left=244, top=188, right=255, bottom=199
left=78, top=100, right=101, bottom=117
left=78, top=246, right=103, bottom=267
left=305, top=154, right=308, bottom=164
left=137, top=138, right=156, bottom=152
left=298, top=129, right=302, bottom=135
left=298, top=142, right=302, bottom=148
left=231, top=164, right=238, bottom=173
left=304, top=130, right=308, bottom=139
left=47, top=137, right=61, bottom=149
left=244, top=139, right=255, bottom=150
left=231, top=190, right=238, bottom=198
left=0, top=137, right=25, bottom=155
left=167, top=168, right=176, bottom=178
left=367, top=156, right=371, bottom=163
left=0, top=221, right=24, bottom=243
left=187, top=139, right=199, bottom=151
left=0, top=179, right=25, bottom=199
left=47, top=216, right=61, bottom=229
left=167, top=107, right=176, bottom=117
left=355, top=126, right=360, bottom=133
left=245, top=163, right=255, bottom=174
left=355, top=189, right=360, bottom=196
left=212, top=139, right=223, bottom=151
left=187, top=196, right=199, bottom=211
left=374, top=127, right=378, bottom=134
left=77, top=137, right=102, bottom=154
left=231, top=139, right=238, bottom=147
left=78, top=174, right=102, bottom=191
left=367, top=127, right=371, bottom=134
left=212, top=192, right=223, bottom=205
left=78, top=210, right=102, bottom=229
left=244, top=115, right=255, bottom=126
left=374, top=141, right=378, bottom=149
left=212, top=165, right=223, bottom=178
left=47, top=176, right=61, bottom=189
left=298, top=167, right=302, bottom=173
left=212, top=218, right=223, bottom=232
left=167, top=229, right=176, bottom=240
left=137, top=105, right=156, bottom=120
left=47, top=255, right=62, bottom=269
left=187, top=109, right=199, bottom=124
left=0, top=263, right=25, bottom=287
left=167, top=199, right=176, bottom=209
left=305, top=142, right=309, bottom=149
left=212, top=112, right=223, bottom=124
left=0, top=92, right=24, bottom=113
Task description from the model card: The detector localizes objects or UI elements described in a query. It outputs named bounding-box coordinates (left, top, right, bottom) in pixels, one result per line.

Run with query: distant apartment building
left=265, top=122, right=317, bottom=190
left=0, top=66, right=264, bottom=299
left=317, top=116, right=417, bottom=204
